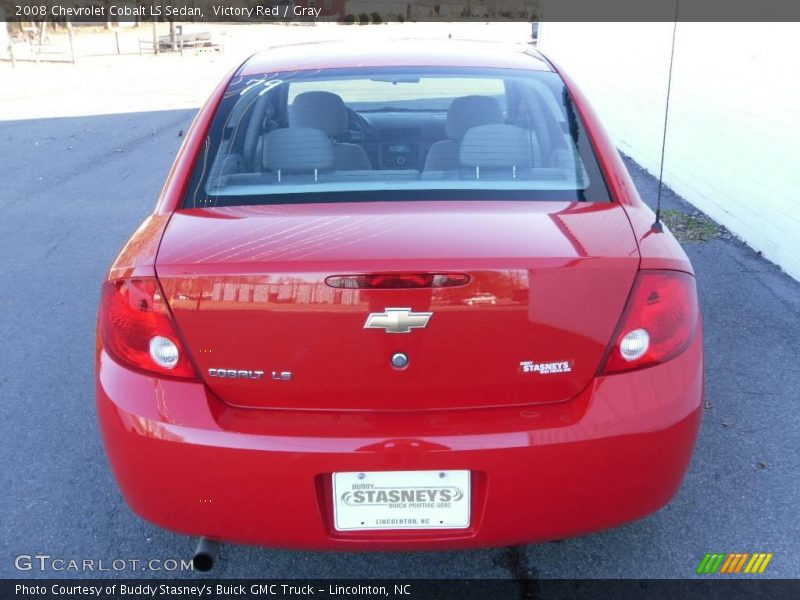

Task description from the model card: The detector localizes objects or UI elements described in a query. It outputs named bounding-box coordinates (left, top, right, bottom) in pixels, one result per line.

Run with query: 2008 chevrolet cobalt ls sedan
left=97, top=39, right=703, bottom=554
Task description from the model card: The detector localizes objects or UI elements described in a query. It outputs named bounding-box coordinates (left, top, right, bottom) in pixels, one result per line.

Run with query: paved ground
left=1, top=40, right=798, bottom=580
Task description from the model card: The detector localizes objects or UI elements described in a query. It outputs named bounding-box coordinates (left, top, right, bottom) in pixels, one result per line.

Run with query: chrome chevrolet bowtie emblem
left=364, top=308, right=433, bottom=334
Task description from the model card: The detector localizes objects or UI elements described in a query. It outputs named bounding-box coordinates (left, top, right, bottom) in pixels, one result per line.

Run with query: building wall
left=539, top=22, right=800, bottom=281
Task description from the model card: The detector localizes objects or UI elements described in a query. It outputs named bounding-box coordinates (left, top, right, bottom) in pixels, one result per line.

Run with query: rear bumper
left=96, top=335, right=703, bottom=550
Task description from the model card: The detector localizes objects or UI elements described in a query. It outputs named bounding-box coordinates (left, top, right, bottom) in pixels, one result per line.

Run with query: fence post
left=68, top=25, right=75, bottom=64
left=115, top=30, right=121, bottom=55
left=152, top=21, right=159, bottom=55
left=8, top=43, right=15, bottom=69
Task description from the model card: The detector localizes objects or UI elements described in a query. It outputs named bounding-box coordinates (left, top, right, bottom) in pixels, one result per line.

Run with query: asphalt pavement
left=0, top=109, right=798, bottom=580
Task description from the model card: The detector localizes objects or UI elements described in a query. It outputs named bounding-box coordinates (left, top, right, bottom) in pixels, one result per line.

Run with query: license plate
left=332, top=470, right=471, bottom=531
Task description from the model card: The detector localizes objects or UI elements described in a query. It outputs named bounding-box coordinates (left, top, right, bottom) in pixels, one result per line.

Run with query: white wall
left=540, top=22, right=800, bottom=281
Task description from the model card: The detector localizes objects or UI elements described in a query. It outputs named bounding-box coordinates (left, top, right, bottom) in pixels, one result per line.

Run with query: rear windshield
left=184, top=66, right=610, bottom=208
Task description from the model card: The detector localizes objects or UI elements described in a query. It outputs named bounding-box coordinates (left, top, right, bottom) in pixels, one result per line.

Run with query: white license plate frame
left=332, top=470, right=471, bottom=531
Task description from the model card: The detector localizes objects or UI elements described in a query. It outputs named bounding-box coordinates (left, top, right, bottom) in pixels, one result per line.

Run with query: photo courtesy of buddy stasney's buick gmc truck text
left=18, top=584, right=387, bottom=597
left=96, top=38, right=703, bottom=566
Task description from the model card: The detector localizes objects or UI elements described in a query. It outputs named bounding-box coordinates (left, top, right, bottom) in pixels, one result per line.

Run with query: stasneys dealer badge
left=519, top=360, right=574, bottom=374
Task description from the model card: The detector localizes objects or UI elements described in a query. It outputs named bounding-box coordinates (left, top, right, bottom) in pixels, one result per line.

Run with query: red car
left=97, top=39, right=703, bottom=569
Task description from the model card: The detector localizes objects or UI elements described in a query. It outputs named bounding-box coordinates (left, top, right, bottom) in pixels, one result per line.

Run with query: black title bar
left=1, top=0, right=800, bottom=23
left=4, top=579, right=800, bottom=600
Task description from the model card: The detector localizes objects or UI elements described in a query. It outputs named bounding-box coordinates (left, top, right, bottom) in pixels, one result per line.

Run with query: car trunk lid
left=156, top=201, right=639, bottom=411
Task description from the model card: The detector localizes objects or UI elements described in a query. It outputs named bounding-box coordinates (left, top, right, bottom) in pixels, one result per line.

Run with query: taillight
left=600, top=270, right=699, bottom=374
left=98, top=277, right=197, bottom=379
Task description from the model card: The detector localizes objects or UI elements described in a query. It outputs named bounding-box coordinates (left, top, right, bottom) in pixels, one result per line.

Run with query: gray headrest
left=446, top=95, right=504, bottom=141
left=459, top=124, right=535, bottom=168
left=289, top=91, right=348, bottom=137
left=263, top=128, right=334, bottom=172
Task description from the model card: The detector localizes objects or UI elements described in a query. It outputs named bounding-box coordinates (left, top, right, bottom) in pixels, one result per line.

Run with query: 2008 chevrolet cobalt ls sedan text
left=96, top=40, right=703, bottom=559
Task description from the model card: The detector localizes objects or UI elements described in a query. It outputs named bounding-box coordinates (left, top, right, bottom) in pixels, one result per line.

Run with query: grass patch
left=660, top=209, right=722, bottom=243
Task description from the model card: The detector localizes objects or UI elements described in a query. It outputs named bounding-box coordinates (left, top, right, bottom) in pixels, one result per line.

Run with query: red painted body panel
left=548, top=56, right=694, bottom=274
left=97, top=42, right=703, bottom=548
left=96, top=331, right=702, bottom=549
left=156, top=201, right=639, bottom=410
left=239, top=40, right=551, bottom=76
left=108, top=214, right=169, bottom=280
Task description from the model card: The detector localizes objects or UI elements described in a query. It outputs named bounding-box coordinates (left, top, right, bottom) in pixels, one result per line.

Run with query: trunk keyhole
left=391, top=353, right=409, bottom=370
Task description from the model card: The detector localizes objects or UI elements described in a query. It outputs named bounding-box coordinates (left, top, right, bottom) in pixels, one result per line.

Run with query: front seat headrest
left=289, top=91, right=349, bottom=137
left=446, top=95, right=504, bottom=141
left=263, top=127, right=335, bottom=173
left=459, top=124, right=535, bottom=169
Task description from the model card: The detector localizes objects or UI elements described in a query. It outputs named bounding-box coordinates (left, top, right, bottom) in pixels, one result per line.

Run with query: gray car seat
left=423, top=95, right=504, bottom=171
left=289, top=91, right=372, bottom=170
left=263, top=127, right=335, bottom=181
left=459, top=124, right=537, bottom=178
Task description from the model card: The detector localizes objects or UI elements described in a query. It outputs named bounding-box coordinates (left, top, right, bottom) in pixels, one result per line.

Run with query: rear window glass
left=287, top=77, right=507, bottom=112
left=184, top=67, right=610, bottom=208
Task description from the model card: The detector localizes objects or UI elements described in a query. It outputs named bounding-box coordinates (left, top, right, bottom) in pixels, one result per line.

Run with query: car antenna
left=654, top=2, right=679, bottom=232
